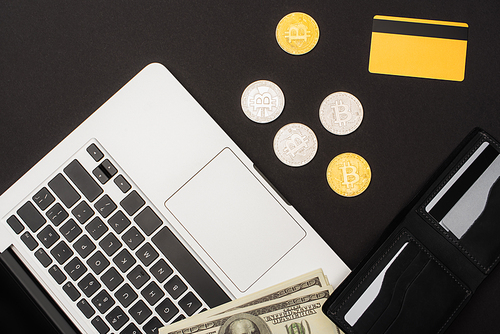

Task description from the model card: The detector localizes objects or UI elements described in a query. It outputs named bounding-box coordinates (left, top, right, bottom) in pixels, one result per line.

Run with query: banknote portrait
left=219, top=313, right=272, bottom=334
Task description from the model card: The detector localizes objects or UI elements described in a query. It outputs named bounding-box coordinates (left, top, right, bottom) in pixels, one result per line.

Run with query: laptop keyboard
left=5, top=141, right=230, bottom=334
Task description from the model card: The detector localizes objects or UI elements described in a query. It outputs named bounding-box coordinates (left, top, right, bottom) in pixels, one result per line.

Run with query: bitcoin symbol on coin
left=339, top=161, right=359, bottom=188
left=283, top=133, right=309, bottom=158
left=332, top=100, right=352, bottom=127
left=284, top=23, right=311, bottom=45
left=250, top=91, right=276, bottom=114
left=319, top=92, right=363, bottom=135
left=327, top=153, right=371, bottom=197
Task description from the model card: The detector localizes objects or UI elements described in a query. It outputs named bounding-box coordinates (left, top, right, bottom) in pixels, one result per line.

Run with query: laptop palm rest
left=165, top=148, right=306, bottom=292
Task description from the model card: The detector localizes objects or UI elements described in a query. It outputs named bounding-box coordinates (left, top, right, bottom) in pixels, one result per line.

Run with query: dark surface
left=1, top=1, right=499, bottom=333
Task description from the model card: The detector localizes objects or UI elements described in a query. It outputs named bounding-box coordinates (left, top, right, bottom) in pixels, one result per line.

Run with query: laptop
left=0, top=63, right=349, bottom=334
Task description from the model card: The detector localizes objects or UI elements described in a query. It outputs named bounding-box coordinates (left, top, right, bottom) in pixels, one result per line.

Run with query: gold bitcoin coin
left=276, top=12, right=320, bottom=55
left=326, top=153, right=371, bottom=197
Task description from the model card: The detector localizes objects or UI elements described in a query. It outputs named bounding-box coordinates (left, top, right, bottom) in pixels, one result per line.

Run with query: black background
left=1, top=1, right=499, bottom=333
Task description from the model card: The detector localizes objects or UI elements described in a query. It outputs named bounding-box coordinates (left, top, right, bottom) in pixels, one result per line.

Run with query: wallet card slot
left=330, top=231, right=470, bottom=334
left=355, top=245, right=428, bottom=333
left=419, top=137, right=500, bottom=273
left=345, top=242, right=411, bottom=326
left=338, top=233, right=412, bottom=328
left=460, top=176, right=500, bottom=267
left=379, top=256, right=470, bottom=334
left=425, top=142, right=500, bottom=238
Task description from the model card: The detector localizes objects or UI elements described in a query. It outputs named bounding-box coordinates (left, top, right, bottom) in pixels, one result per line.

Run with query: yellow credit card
left=368, top=15, right=468, bottom=81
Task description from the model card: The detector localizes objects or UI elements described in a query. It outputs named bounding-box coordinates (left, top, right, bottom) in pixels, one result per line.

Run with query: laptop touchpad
left=165, top=148, right=306, bottom=292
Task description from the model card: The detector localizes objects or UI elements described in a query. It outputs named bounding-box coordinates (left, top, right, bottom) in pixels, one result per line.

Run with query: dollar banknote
left=159, top=269, right=343, bottom=334
left=167, top=269, right=329, bottom=327
left=210, top=269, right=330, bottom=316
left=159, top=287, right=338, bottom=334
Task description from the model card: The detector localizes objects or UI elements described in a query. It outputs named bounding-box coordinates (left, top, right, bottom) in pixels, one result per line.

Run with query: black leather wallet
left=323, top=128, right=500, bottom=334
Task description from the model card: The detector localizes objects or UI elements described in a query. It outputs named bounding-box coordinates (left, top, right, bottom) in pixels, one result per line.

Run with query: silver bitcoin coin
left=319, top=91, right=363, bottom=135
left=273, top=123, right=318, bottom=167
left=241, top=80, right=285, bottom=123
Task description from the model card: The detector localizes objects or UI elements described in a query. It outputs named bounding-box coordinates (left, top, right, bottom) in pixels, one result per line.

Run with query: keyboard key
left=77, top=299, right=95, bottom=319
left=17, top=202, right=46, bottom=232
left=91, top=316, right=110, bottom=334
left=101, top=159, right=118, bottom=177
left=120, top=190, right=145, bottom=216
left=74, top=235, right=96, bottom=258
left=32, top=187, right=55, bottom=210
left=108, top=211, right=130, bottom=234
left=93, top=166, right=110, bottom=184
left=149, top=259, right=173, bottom=283
left=121, top=323, right=141, bottom=334
left=164, top=275, right=187, bottom=300
left=152, top=227, right=230, bottom=307
left=94, top=195, right=117, bottom=218
left=113, top=249, right=136, bottom=273
left=64, top=257, right=87, bottom=280
left=136, top=243, right=159, bottom=267
left=72, top=201, right=94, bottom=224
left=86, top=217, right=108, bottom=240
left=127, top=265, right=150, bottom=289
left=101, top=267, right=124, bottom=291
left=114, top=175, right=131, bottom=193
left=63, top=282, right=81, bottom=301
left=46, top=202, right=69, bottom=226
left=64, top=159, right=103, bottom=202
left=34, top=248, right=52, bottom=267
left=59, top=218, right=82, bottom=242
left=106, top=306, right=129, bottom=330
left=48, top=173, right=81, bottom=208
left=87, top=251, right=110, bottom=275
left=155, top=298, right=179, bottom=323
left=142, top=281, right=164, bottom=305
left=99, top=233, right=122, bottom=256
left=48, top=265, right=67, bottom=284
left=134, top=207, right=162, bottom=236
left=129, top=300, right=152, bottom=324
left=6, top=215, right=24, bottom=234
left=143, top=316, right=163, bottom=334
left=37, top=225, right=60, bottom=248
left=115, top=283, right=138, bottom=308
left=178, top=292, right=202, bottom=316
left=87, top=144, right=104, bottom=162
left=78, top=273, right=101, bottom=297
left=21, top=232, right=39, bottom=251
left=51, top=241, right=73, bottom=264
left=92, top=290, right=115, bottom=314
left=122, top=226, right=145, bottom=250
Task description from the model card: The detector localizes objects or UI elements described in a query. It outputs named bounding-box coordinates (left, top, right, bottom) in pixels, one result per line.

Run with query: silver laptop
left=0, top=63, right=349, bottom=334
